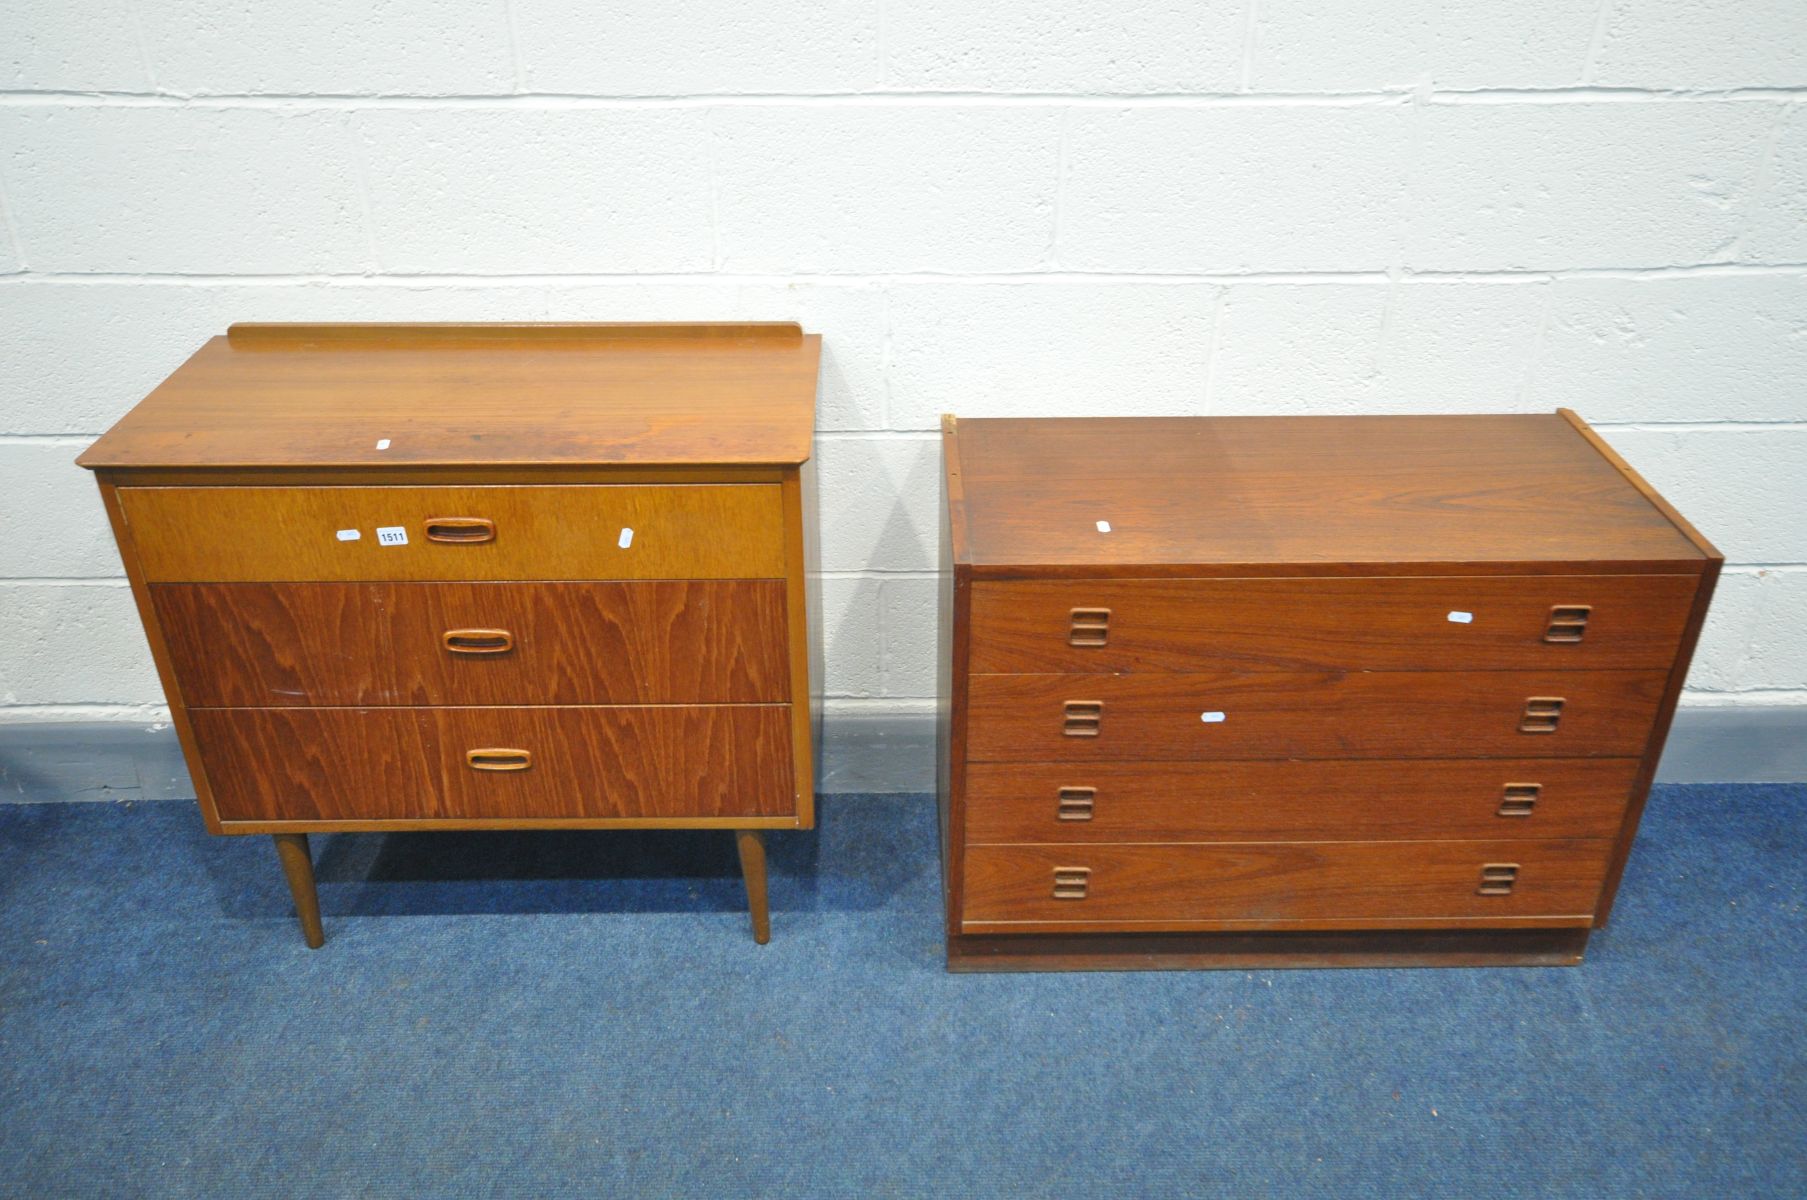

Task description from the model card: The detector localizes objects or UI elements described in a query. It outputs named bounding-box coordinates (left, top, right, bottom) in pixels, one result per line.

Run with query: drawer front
left=154, top=581, right=790, bottom=706
left=962, top=840, right=1614, bottom=930
left=970, top=575, right=1698, bottom=674
left=964, top=759, right=1639, bottom=844
left=965, top=670, right=1667, bottom=762
left=191, top=705, right=794, bottom=822
left=121, top=484, right=785, bottom=582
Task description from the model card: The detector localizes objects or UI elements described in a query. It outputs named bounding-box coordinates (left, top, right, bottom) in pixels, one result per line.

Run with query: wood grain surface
left=76, top=324, right=819, bottom=469
left=120, top=484, right=785, bottom=582
left=963, top=758, right=1640, bottom=844
left=969, top=574, right=1697, bottom=673
left=945, top=415, right=1708, bottom=575
left=153, top=581, right=789, bottom=706
left=191, top=705, right=794, bottom=822
left=965, top=669, right=1669, bottom=761
left=961, top=839, right=1614, bottom=930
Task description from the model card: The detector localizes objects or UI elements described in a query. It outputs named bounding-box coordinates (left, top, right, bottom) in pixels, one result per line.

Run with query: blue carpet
left=0, top=785, right=1802, bottom=1199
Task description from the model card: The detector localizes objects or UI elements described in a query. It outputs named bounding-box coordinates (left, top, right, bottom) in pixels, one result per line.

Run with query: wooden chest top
left=943, top=412, right=1713, bottom=577
left=77, top=322, right=820, bottom=472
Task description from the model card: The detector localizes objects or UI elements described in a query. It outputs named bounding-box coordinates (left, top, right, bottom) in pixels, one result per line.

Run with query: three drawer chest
left=937, top=413, right=1719, bottom=970
left=79, top=322, right=821, bottom=948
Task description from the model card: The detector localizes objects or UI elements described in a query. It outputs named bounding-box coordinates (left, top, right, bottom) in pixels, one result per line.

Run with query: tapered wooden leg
left=735, top=829, right=771, bottom=945
left=272, top=834, right=325, bottom=949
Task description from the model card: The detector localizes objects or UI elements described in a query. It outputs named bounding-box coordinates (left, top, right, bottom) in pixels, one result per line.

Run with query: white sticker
left=376, top=526, right=408, bottom=546
left=375, top=438, right=391, bottom=450
left=1200, top=711, right=1226, bottom=723
left=1096, top=520, right=1112, bottom=533
left=1447, top=610, right=1474, bottom=624
left=618, top=527, right=634, bottom=550
left=335, top=528, right=361, bottom=542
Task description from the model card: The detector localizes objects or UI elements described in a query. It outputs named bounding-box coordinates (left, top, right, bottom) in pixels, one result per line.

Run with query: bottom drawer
left=962, top=840, right=1613, bottom=933
left=192, top=705, right=794, bottom=823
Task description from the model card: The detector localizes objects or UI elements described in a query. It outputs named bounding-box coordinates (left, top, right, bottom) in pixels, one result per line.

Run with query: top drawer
left=119, top=484, right=786, bottom=582
left=969, top=575, right=1697, bottom=674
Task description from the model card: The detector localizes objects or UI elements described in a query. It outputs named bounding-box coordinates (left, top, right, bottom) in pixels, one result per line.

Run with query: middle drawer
left=154, top=581, right=790, bottom=706
left=967, top=670, right=1669, bottom=761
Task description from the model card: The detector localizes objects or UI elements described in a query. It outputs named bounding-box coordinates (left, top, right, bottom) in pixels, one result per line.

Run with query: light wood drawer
left=964, top=758, right=1638, bottom=844
left=120, top=484, right=785, bottom=582
left=965, top=669, right=1667, bottom=762
left=970, top=575, right=1697, bottom=674
left=154, top=580, right=789, bottom=707
left=961, top=840, right=1614, bottom=931
left=192, top=705, right=794, bottom=823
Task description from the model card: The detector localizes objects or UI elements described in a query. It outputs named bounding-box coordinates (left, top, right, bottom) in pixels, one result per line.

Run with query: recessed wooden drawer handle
left=1498, top=783, right=1541, bottom=817
left=1068, top=608, right=1111, bottom=647
left=424, top=517, right=496, bottom=544
left=1543, top=604, right=1592, bottom=644
left=1052, top=866, right=1091, bottom=900
left=466, top=748, right=532, bottom=772
left=1063, top=700, right=1103, bottom=737
left=443, top=628, right=515, bottom=655
left=1057, top=786, right=1096, bottom=821
left=1519, top=696, right=1565, bottom=734
left=1477, top=863, right=1520, bottom=896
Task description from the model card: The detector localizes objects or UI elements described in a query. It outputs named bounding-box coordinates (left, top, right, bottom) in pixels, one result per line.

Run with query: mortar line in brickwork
left=124, top=0, right=158, bottom=93
left=1580, top=0, right=1615, bottom=86
left=817, top=570, right=939, bottom=581
left=342, top=112, right=383, bottom=271
left=1590, top=420, right=1807, bottom=432
left=501, top=0, right=528, bottom=94
left=0, top=161, right=26, bottom=271
left=814, top=431, right=938, bottom=442
left=1511, top=283, right=1559, bottom=410
left=1680, top=689, right=1807, bottom=705
left=8, top=265, right=1806, bottom=287
left=1200, top=289, right=1228, bottom=414
left=1046, top=106, right=1070, bottom=270
left=0, top=704, right=173, bottom=718
left=1237, top=0, right=1260, bottom=92
left=5, top=88, right=1806, bottom=110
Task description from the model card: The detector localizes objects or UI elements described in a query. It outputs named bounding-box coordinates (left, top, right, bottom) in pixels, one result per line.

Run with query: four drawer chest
left=79, top=322, right=821, bottom=948
left=937, top=413, right=1719, bottom=970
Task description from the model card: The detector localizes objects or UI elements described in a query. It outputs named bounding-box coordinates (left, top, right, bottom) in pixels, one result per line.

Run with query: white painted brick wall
left=1, top=2, right=1804, bottom=724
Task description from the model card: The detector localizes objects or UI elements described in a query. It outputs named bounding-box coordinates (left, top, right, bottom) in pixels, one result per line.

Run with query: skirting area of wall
left=2, top=708, right=1802, bottom=804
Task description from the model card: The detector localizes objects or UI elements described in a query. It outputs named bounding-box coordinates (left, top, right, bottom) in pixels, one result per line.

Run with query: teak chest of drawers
left=78, top=322, right=821, bottom=948
left=937, top=413, right=1718, bottom=971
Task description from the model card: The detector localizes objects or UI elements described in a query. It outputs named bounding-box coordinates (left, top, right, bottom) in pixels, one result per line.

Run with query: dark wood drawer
left=962, top=840, right=1614, bottom=932
left=965, top=669, right=1667, bottom=762
left=969, top=575, right=1697, bottom=674
left=964, top=758, right=1639, bottom=844
left=154, top=581, right=789, bottom=707
left=119, top=484, right=785, bottom=582
left=191, top=705, right=794, bottom=823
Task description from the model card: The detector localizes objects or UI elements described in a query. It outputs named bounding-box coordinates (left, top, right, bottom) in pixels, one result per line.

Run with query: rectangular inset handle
left=1063, top=700, right=1103, bottom=737
left=1519, top=697, right=1565, bottom=734
left=1056, top=786, right=1096, bottom=821
left=1477, top=863, right=1520, bottom=896
left=1052, top=866, right=1091, bottom=900
left=1498, top=783, right=1541, bottom=817
left=1068, top=608, right=1111, bottom=648
left=466, top=748, right=532, bottom=772
left=443, top=628, right=514, bottom=655
left=1543, top=604, right=1592, bottom=644
left=424, top=517, right=496, bottom=544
